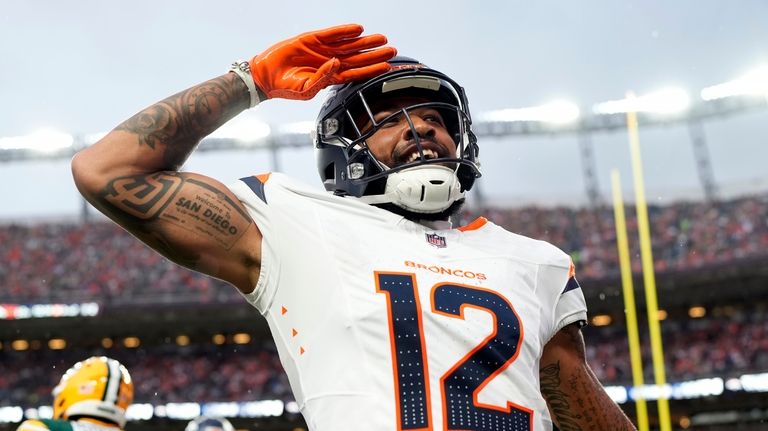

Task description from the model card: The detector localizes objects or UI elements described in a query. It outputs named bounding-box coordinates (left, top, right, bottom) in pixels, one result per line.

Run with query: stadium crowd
left=1, top=305, right=766, bottom=408
left=584, top=304, right=768, bottom=383
left=0, top=340, right=292, bottom=408
left=469, top=192, right=768, bottom=280
left=1, top=193, right=766, bottom=304
left=0, top=222, right=238, bottom=304
left=2, top=193, right=767, bottom=409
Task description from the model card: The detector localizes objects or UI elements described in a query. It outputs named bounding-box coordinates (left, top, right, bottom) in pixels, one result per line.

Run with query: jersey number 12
left=375, top=271, right=533, bottom=431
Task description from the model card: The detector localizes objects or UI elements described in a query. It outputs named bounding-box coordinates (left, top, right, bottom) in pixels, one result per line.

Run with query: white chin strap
left=358, top=165, right=464, bottom=214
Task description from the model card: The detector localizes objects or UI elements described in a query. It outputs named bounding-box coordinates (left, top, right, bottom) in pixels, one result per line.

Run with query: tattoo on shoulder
left=101, top=172, right=252, bottom=251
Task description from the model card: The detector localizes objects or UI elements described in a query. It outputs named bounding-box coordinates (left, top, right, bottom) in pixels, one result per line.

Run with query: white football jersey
left=229, top=173, right=587, bottom=431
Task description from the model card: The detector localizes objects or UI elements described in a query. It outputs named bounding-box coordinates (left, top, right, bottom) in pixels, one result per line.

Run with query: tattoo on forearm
left=115, top=74, right=248, bottom=169
left=541, top=325, right=635, bottom=431
left=540, top=361, right=582, bottom=431
left=100, top=172, right=252, bottom=252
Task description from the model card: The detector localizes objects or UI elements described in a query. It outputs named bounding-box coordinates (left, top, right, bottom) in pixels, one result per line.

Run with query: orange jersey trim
left=256, top=172, right=271, bottom=184
left=458, top=216, right=488, bottom=232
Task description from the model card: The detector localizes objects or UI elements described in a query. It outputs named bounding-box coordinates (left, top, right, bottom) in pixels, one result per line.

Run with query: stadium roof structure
left=1, top=65, right=766, bottom=207
left=1, top=91, right=766, bottom=162
left=2, top=63, right=767, bottom=161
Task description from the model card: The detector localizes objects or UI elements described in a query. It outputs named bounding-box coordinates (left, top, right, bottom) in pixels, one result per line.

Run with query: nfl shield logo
left=425, top=232, right=447, bottom=248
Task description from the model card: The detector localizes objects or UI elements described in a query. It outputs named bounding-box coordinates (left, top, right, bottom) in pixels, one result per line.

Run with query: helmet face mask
left=315, top=57, right=481, bottom=214
left=52, top=356, right=133, bottom=428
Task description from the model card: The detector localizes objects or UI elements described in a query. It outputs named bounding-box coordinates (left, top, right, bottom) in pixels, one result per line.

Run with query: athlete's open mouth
left=394, top=141, right=445, bottom=167
left=404, top=147, right=439, bottom=163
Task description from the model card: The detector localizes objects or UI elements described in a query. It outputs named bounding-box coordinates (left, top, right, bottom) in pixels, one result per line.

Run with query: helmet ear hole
left=323, top=163, right=335, bottom=181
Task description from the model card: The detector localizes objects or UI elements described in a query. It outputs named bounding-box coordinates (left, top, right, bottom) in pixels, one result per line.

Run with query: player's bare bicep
left=101, top=172, right=185, bottom=220
left=98, top=171, right=258, bottom=276
left=156, top=176, right=252, bottom=250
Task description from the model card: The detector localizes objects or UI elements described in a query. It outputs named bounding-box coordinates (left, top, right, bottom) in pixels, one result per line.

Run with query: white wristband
left=229, top=60, right=261, bottom=108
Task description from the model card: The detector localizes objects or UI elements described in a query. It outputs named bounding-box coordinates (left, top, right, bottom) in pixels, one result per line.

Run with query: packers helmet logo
left=77, top=381, right=97, bottom=395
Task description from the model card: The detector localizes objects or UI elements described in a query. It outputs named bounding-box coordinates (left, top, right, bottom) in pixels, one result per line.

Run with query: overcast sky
left=1, top=0, right=767, bottom=221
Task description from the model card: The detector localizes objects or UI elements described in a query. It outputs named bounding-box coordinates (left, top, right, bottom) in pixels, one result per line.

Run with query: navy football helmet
left=314, top=56, right=481, bottom=214
left=185, top=416, right=234, bottom=431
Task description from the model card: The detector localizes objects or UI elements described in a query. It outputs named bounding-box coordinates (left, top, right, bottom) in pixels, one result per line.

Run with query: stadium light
left=233, top=333, right=251, bottom=344
left=48, top=339, right=66, bottom=350
left=688, top=306, right=706, bottom=318
left=126, top=404, right=154, bottom=421
left=0, top=407, right=24, bottom=423
left=479, top=100, right=580, bottom=124
left=163, top=403, right=201, bottom=420
left=591, top=314, right=612, bottom=326
left=0, top=129, right=74, bottom=152
left=201, top=402, right=240, bottom=418
left=123, top=336, right=140, bottom=348
left=740, top=372, right=768, bottom=392
left=700, top=64, right=768, bottom=100
left=12, top=340, right=29, bottom=351
left=603, top=386, right=629, bottom=404
left=593, top=87, right=690, bottom=115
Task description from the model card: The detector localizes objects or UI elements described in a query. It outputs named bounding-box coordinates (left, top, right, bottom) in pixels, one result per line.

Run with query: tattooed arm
left=71, top=25, right=396, bottom=294
left=540, top=323, right=637, bottom=431
left=71, top=73, right=262, bottom=293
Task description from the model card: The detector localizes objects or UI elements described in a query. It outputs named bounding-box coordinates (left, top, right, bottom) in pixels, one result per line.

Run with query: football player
left=72, top=24, right=636, bottom=430
left=16, top=356, right=133, bottom=431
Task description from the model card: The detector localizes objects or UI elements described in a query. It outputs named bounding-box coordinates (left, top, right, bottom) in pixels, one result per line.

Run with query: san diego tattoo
left=101, top=172, right=251, bottom=251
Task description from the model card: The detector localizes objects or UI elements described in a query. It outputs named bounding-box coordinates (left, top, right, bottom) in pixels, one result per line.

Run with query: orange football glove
left=249, top=24, right=397, bottom=100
